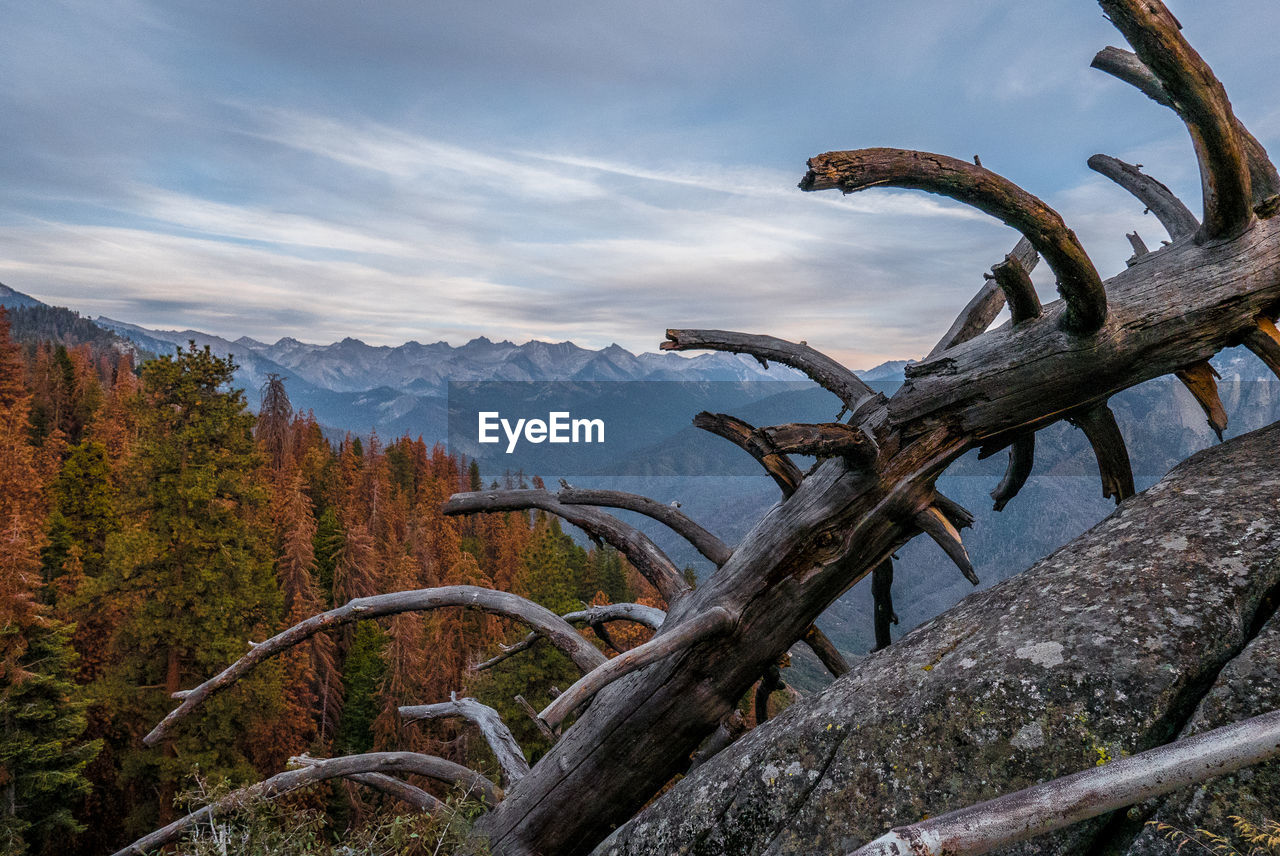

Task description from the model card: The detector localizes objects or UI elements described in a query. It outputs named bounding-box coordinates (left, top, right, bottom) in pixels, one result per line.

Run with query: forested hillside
left=0, top=307, right=663, bottom=855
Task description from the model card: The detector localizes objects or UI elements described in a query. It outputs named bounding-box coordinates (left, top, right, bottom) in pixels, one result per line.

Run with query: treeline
left=0, top=308, right=659, bottom=855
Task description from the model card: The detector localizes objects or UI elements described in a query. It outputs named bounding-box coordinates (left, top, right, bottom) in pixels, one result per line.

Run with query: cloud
left=0, top=0, right=1276, bottom=374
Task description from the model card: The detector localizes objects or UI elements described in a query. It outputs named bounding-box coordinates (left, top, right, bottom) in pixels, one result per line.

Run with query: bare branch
left=662, top=329, right=875, bottom=413
left=110, top=752, right=499, bottom=856
left=929, top=238, right=1040, bottom=358
left=1097, top=2, right=1254, bottom=240
left=846, top=706, right=1280, bottom=856
left=1092, top=45, right=1279, bottom=208
left=1126, top=231, right=1150, bottom=262
left=557, top=487, right=732, bottom=566
left=514, top=694, right=557, bottom=744
left=693, top=412, right=803, bottom=496
left=144, top=586, right=607, bottom=748
left=443, top=490, right=690, bottom=604
left=474, top=602, right=666, bottom=672
left=1175, top=361, right=1228, bottom=440
left=1242, top=315, right=1280, bottom=380
left=933, top=492, right=975, bottom=531
left=1087, top=154, right=1200, bottom=241
left=1068, top=402, right=1136, bottom=503
left=539, top=607, right=736, bottom=730
left=758, top=422, right=878, bottom=464
left=990, top=253, right=1042, bottom=324
left=991, top=434, right=1035, bottom=512
left=290, top=754, right=442, bottom=812
left=914, top=506, right=979, bottom=585
left=801, top=624, right=851, bottom=678
left=400, top=697, right=530, bottom=787
left=688, top=711, right=746, bottom=771
left=871, top=558, right=897, bottom=653
left=754, top=665, right=782, bottom=724
left=801, top=148, right=1107, bottom=333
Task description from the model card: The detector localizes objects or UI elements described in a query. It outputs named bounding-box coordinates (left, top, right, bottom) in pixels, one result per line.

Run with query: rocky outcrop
left=596, top=423, right=1280, bottom=856
left=1124, top=612, right=1280, bottom=855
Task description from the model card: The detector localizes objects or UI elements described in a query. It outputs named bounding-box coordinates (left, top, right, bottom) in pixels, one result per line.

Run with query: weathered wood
left=1242, top=315, right=1280, bottom=380
left=890, top=218, right=1280, bottom=437
left=143, top=586, right=607, bottom=748
left=1126, top=231, right=1150, bottom=262
left=1069, top=403, right=1136, bottom=503
left=871, top=559, right=897, bottom=653
left=475, top=603, right=666, bottom=672
left=914, top=506, right=979, bottom=585
left=289, top=754, right=442, bottom=812
left=1091, top=45, right=1279, bottom=208
left=538, top=607, right=735, bottom=730
left=692, top=411, right=803, bottom=496
left=110, top=752, right=498, bottom=856
left=1097, top=2, right=1254, bottom=240
left=847, top=707, right=1280, bottom=856
left=662, top=329, right=875, bottom=413
left=990, top=253, right=1042, bottom=324
left=1175, top=360, right=1228, bottom=440
left=443, top=490, right=689, bottom=604
left=515, top=694, right=557, bottom=744
left=400, top=696, right=531, bottom=787
left=933, top=492, right=975, bottom=530
left=928, top=238, right=1040, bottom=358
left=800, top=149, right=1107, bottom=334
left=802, top=624, right=851, bottom=677
left=991, top=433, right=1035, bottom=512
left=754, top=665, right=783, bottom=724
left=557, top=487, right=732, bottom=566
left=688, top=711, right=746, bottom=771
left=758, top=422, right=878, bottom=463
left=1087, top=154, right=1200, bottom=241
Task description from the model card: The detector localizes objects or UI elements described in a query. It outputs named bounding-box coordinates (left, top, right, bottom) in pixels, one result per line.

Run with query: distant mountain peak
left=0, top=283, right=45, bottom=310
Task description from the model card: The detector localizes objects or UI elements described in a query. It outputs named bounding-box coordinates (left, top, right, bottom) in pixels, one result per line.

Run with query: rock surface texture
left=596, top=423, right=1280, bottom=856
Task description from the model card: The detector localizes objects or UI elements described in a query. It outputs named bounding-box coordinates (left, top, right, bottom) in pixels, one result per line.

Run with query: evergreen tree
left=0, top=309, right=97, bottom=855
left=92, top=344, right=283, bottom=832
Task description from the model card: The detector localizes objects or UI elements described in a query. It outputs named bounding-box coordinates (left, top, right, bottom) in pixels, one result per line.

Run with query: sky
left=1, top=1, right=1278, bottom=369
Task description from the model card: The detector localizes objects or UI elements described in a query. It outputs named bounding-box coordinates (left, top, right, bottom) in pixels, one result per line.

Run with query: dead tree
left=124, top=3, right=1280, bottom=855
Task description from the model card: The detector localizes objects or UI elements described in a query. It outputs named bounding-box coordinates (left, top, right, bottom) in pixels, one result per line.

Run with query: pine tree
left=92, top=343, right=283, bottom=832
left=0, top=309, right=97, bottom=855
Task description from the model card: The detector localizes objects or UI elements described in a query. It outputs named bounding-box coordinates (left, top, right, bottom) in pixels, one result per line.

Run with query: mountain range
left=6, top=280, right=1280, bottom=681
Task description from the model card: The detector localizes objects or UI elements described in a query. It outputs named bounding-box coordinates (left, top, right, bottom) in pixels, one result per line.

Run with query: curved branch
left=144, top=586, right=606, bottom=747
left=801, top=624, right=851, bottom=678
left=662, top=329, right=875, bottom=414
left=1092, top=45, right=1279, bottom=208
left=990, top=253, right=1042, bottom=324
left=1068, top=402, right=1136, bottom=503
left=758, top=422, right=878, bottom=464
left=991, top=433, right=1035, bottom=512
left=928, top=237, right=1040, bottom=358
left=400, top=697, right=530, bottom=787
left=443, top=490, right=690, bottom=604
left=914, top=506, right=979, bottom=585
left=289, top=754, right=442, bottom=812
left=1088, top=154, right=1200, bottom=241
left=557, top=487, right=732, bottom=566
left=475, top=602, right=666, bottom=671
left=539, top=607, right=736, bottom=730
left=1097, top=2, right=1254, bottom=240
left=692, top=412, right=803, bottom=496
left=1175, top=361, right=1228, bottom=440
left=800, top=148, right=1107, bottom=333
left=110, top=752, right=498, bottom=856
